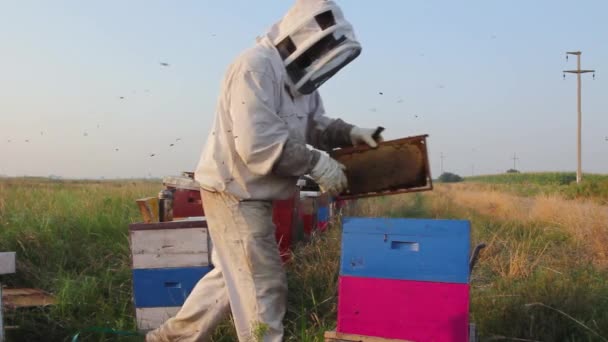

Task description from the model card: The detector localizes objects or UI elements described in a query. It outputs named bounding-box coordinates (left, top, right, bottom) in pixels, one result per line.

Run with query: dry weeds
left=433, top=184, right=608, bottom=269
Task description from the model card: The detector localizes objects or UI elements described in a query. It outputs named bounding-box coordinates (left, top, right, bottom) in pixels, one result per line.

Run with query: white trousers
left=147, top=191, right=287, bottom=342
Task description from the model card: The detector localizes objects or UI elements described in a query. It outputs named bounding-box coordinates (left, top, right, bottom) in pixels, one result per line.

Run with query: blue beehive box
left=129, top=219, right=212, bottom=330
left=340, top=217, right=470, bottom=284
left=133, top=266, right=212, bottom=308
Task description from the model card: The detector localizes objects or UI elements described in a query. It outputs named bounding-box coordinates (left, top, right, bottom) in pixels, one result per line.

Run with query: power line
left=563, top=51, right=596, bottom=184
left=512, top=153, right=519, bottom=170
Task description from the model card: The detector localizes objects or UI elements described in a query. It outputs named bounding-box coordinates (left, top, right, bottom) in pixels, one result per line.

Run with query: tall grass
left=355, top=185, right=608, bottom=340
left=466, top=172, right=608, bottom=204
left=0, top=178, right=158, bottom=341
left=2, top=177, right=608, bottom=341
left=1, top=178, right=344, bottom=341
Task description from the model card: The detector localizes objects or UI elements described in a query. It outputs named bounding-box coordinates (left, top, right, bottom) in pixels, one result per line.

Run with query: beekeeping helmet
left=267, top=0, right=362, bottom=95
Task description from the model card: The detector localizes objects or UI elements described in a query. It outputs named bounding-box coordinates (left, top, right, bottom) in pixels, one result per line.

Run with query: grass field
left=465, top=172, right=608, bottom=204
left=1, top=175, right=608, bottom=341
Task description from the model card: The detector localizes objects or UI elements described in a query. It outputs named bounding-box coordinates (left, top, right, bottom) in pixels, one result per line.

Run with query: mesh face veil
left=271, top=1, right=362, bottom=95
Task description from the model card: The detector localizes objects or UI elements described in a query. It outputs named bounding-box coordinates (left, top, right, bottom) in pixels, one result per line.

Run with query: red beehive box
left=163, top=175, right=204, bottom=219
left=273, top=195, right=298, bottom=263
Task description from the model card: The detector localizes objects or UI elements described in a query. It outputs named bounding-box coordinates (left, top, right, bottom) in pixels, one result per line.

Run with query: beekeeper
left=147, top=1, right=382, bottom=341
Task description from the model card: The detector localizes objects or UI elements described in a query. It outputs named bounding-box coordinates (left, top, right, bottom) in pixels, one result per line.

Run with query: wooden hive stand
left=325, top=331, right=413, bottom=342
left=1, top=252, right=55, bottom=342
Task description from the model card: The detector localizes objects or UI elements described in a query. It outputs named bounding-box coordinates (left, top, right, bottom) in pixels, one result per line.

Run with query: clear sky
left=1, top=0, right=606, bottom=179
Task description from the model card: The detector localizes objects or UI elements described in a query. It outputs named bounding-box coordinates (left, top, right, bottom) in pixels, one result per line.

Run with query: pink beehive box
left=337, top=276, right=470, bottom=342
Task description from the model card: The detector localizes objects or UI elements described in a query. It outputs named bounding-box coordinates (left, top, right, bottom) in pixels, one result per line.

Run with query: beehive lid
left=163, top=175, right=200, bottom=191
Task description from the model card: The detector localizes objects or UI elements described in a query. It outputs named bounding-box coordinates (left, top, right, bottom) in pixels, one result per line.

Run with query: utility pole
left=512, top=153, right=519, bottom=170
left=440, top=153, right=445, bottom=174
left=564, top=51, right=596, bottom=184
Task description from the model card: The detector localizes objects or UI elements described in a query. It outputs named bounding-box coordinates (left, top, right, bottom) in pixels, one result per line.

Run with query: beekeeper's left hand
left=350, top=126, right=384, bottom=148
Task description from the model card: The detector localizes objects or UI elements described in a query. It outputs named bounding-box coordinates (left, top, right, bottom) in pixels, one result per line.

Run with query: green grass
left=2, top=177, right=608, bottom=341
left=465, top=172, right=608, bottom=203
left=0, top=178, right=343, bottom=341
left=0, top=178, right=157, bottom=341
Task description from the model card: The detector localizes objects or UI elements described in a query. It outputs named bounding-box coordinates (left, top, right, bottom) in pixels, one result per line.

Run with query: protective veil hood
left=266, top=0, right=362, bottom=95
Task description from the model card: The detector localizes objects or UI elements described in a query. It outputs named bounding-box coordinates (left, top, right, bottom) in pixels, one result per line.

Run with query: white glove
left=350, top=126, right=382, bottom=148
left=310, top=153, right=348, bottom=196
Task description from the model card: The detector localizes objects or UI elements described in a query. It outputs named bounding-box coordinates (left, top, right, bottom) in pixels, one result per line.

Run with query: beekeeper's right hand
left=310, top=153, right=348, bottom=196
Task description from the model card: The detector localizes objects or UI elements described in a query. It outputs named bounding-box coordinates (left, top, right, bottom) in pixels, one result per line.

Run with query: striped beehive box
left=338, top=218, right=471, bottom=342
left=129, top=219, right=212, bottom=331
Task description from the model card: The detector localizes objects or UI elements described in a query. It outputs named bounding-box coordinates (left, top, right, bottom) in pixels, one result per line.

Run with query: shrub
left=438, top=172, right=464, bottom=183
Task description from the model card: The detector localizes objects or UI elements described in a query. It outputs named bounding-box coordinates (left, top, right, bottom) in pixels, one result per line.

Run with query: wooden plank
left=325, top=331, right=412, bottom=342
left=136, top=197, right=159, bottom=223
left=2, top=288, right=56, bottom=309
left=131, top=228, right=209, bottom=269
left=135, top=307, right=180, bottom=331
left=0, top=252, right=16, bottom=275
left=129, top=219, right=207, bottom=231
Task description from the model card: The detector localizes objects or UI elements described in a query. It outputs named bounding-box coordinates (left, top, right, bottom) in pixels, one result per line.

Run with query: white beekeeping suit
left=146, top=1, right=382, bottom=341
